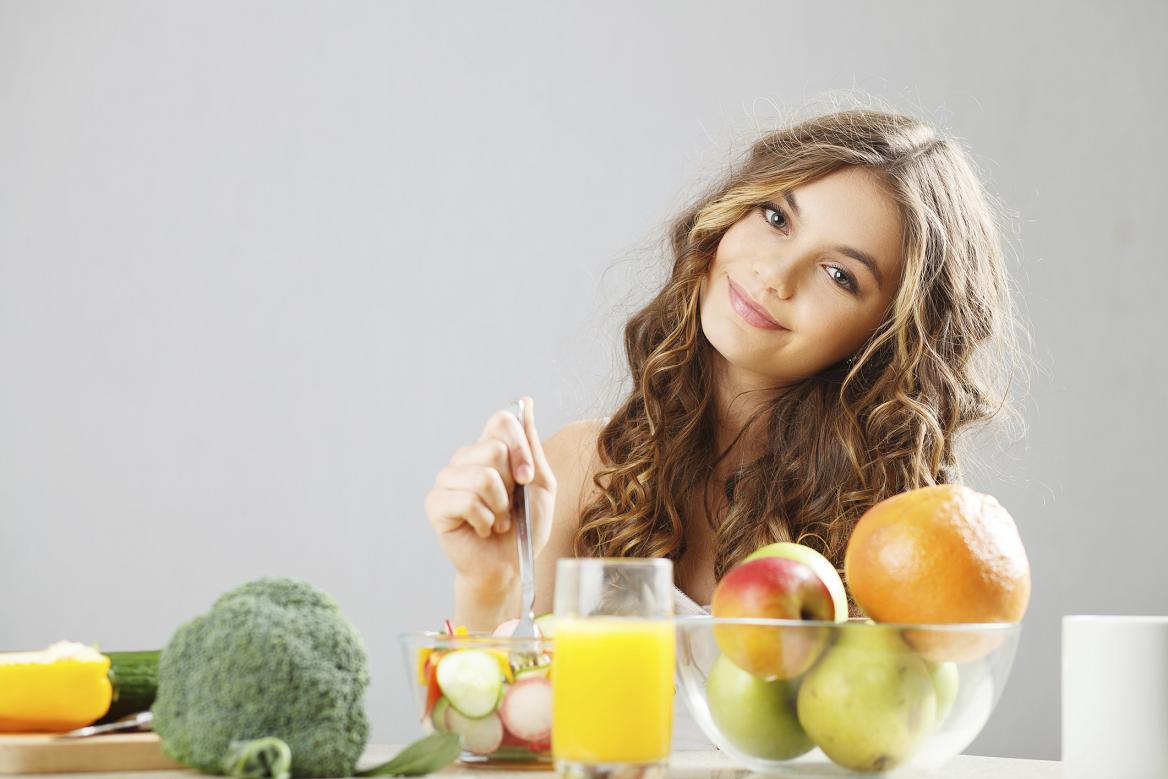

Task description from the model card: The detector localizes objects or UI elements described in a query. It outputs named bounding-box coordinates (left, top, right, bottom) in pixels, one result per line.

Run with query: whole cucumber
left=95, top=650, right=161, bottom=724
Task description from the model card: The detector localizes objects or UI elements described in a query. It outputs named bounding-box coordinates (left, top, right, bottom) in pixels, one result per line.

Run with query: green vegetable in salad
left=435, top=649, right=504, bottom=718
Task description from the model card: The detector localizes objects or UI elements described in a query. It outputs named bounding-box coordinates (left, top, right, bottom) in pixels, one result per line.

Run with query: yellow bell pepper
left=0, top=641, right=113, bottom=732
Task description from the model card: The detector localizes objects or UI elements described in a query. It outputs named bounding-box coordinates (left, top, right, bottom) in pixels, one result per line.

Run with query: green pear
left=926, top=660, right=959, bottom=727
left=796, top=625, right=937, bottom=772
left=706, top=653, right=813, bottom=760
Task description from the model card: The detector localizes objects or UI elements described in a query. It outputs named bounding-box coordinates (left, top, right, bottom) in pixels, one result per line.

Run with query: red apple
left=744, top=542, right=848, bottom=622
left=711, top=556, right=834, bottom=680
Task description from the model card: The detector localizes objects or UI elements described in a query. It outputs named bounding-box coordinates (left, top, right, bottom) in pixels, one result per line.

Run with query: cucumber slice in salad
left=430, top=697, right=451, bottom=732
left=436, top=649, right=505, bottom=718
left=445, top=708, right=504, bottom=755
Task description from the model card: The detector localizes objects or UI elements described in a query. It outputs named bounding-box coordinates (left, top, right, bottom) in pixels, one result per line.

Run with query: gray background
left=2, top=0, right=1165, bottom=762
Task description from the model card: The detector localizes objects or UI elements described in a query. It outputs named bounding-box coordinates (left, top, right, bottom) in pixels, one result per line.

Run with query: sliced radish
left=499, top=676, right=552, bottom=744
left=436, top=649, right=504, bottom=718
left=492, top=618, right=520, bottom=637
left=504, top=728, right=550, bottom=754
left=446, top=708, right=504, bottom=755
left=493, top=618, right=545, bottom=638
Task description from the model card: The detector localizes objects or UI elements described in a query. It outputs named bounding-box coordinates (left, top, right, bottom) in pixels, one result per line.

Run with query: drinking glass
left=552, top=558, right=675, bottom=779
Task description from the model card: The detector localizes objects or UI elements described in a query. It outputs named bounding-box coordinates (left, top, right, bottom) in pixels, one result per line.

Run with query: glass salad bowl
left=400, top=629, right=553, bottom=766
left=674, top=616, right=1021, bottom=775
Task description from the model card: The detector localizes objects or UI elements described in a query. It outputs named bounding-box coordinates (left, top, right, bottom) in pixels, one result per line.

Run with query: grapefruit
left=843, top=484, right=1031, bottom=662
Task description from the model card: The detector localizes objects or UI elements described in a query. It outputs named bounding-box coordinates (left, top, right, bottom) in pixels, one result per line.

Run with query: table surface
left=9, top=745, right=1061, bottom=779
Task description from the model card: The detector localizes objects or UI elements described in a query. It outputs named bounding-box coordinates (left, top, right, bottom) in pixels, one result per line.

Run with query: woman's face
left=699, top=166, right=905, bottom=388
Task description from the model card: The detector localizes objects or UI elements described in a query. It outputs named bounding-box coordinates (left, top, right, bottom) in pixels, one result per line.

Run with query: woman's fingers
left=433, top=463, right=511, bottom=534
left=425, top=396, right=550, bottom=547
left=425, top=483, right=498, bottom=539
left=520, top=396, right=555, bottom=490
left=470, top=397, right=538, bottom=488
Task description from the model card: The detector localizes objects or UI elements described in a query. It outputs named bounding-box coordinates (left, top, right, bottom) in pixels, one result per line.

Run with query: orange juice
left=551, top=617, right=675, bottom=763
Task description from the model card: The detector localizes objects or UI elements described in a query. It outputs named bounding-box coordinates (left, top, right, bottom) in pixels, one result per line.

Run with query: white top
left=672, top=584, right=711, bottom=617
left=672, top=585, right=716, bottom=750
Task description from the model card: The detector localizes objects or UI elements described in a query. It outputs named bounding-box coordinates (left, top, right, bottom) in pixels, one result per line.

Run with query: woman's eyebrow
left=784, top=190, right=884, bottom=290
left=834, top=246, right=884, bottom=289
left=783, top=190, right=801, bottom=217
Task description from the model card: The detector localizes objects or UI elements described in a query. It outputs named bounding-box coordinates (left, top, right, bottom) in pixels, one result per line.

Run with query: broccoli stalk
left=223, top=738, right=293, bottom=779
left=221, top=732, right=461, bottom=779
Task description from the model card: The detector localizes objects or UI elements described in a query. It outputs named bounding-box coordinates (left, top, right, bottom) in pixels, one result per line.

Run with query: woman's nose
left=754, top=254, right=797, bottom=299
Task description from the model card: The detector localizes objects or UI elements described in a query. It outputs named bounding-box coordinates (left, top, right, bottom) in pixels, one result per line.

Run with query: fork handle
left=512, top=400, right=536, bottom=621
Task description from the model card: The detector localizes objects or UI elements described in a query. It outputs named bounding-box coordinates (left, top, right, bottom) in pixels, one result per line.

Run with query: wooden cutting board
left=0, top=732, right=183, bottom=774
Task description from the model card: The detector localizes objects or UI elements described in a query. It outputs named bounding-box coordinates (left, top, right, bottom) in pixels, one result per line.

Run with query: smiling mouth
left=728, top=278, right=787, bottom=331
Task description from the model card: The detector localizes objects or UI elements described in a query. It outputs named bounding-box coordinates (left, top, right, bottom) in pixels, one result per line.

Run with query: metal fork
left=509, top=399, right=539, bottom=672
left=511, top=399, right=537, bottom=642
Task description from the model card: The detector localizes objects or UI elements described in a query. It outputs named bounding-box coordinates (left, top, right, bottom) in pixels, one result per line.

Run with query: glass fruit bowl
left=400, top=630, right=553, bottom=766
left=675, top=616, right=1021, bottom=775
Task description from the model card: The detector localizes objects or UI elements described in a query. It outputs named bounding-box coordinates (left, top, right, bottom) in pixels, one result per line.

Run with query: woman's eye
left=825, top=266, right=857, bottom=292
left=760, top=204, right=789, bottom=233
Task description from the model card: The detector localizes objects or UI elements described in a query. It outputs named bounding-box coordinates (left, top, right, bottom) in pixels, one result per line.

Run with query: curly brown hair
left=574, top=105, right=1029, bottom=585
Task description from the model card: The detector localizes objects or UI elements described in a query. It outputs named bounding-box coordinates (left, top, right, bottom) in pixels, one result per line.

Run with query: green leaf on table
left=358, top=732, right=461, bottom=777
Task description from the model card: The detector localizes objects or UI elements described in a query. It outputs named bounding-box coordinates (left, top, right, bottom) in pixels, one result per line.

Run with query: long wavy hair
left=574, top=106, right=1029, bottom=588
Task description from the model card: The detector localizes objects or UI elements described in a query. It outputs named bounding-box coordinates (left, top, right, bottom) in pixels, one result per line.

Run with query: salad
left=414, top=618, right=554, bottom=761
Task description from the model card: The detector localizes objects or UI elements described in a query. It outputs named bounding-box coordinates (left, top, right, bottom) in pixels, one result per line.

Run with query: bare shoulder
left=542, top=417, right=608, bottom=461
left=541, top=416, right=610, bottom=512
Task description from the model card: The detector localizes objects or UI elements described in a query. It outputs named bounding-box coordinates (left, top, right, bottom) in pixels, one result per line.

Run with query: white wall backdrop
left=2, top=0, right=1165, bottom=761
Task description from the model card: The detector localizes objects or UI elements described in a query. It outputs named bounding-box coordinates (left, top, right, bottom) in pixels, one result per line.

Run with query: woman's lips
left=728, top=279, right=787, bottom=330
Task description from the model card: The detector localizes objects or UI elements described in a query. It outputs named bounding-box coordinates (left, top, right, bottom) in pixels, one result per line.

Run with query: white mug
left=1062, top=615, right=1168, bottom=779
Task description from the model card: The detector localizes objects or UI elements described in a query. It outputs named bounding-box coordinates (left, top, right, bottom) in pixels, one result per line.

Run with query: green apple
left=926, top=660, right=959, bottom=727
left=797, top=625, right=937, bottom=772
left=706, top=653, right=813, bottom=760
left=744, top=542, right=848, bottom=622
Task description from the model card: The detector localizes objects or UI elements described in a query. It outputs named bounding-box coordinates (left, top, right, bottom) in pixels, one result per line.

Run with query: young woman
left=424, top=106, right=1025, bottom=634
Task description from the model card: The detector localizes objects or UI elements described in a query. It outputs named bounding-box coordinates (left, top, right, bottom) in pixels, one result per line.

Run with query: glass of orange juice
left=552, top=558, right=675, bottom=779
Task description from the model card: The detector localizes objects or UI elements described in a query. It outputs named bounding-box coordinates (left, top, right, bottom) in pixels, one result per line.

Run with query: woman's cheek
left=796, top=321, right=842, bottom=367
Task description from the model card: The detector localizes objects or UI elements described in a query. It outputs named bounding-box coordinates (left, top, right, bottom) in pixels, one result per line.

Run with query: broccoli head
left=152, top=577, right=370, bottom=778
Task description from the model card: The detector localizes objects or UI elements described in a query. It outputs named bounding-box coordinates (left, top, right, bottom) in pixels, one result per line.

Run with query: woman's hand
left=425, top=395, right=558, bottom=595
